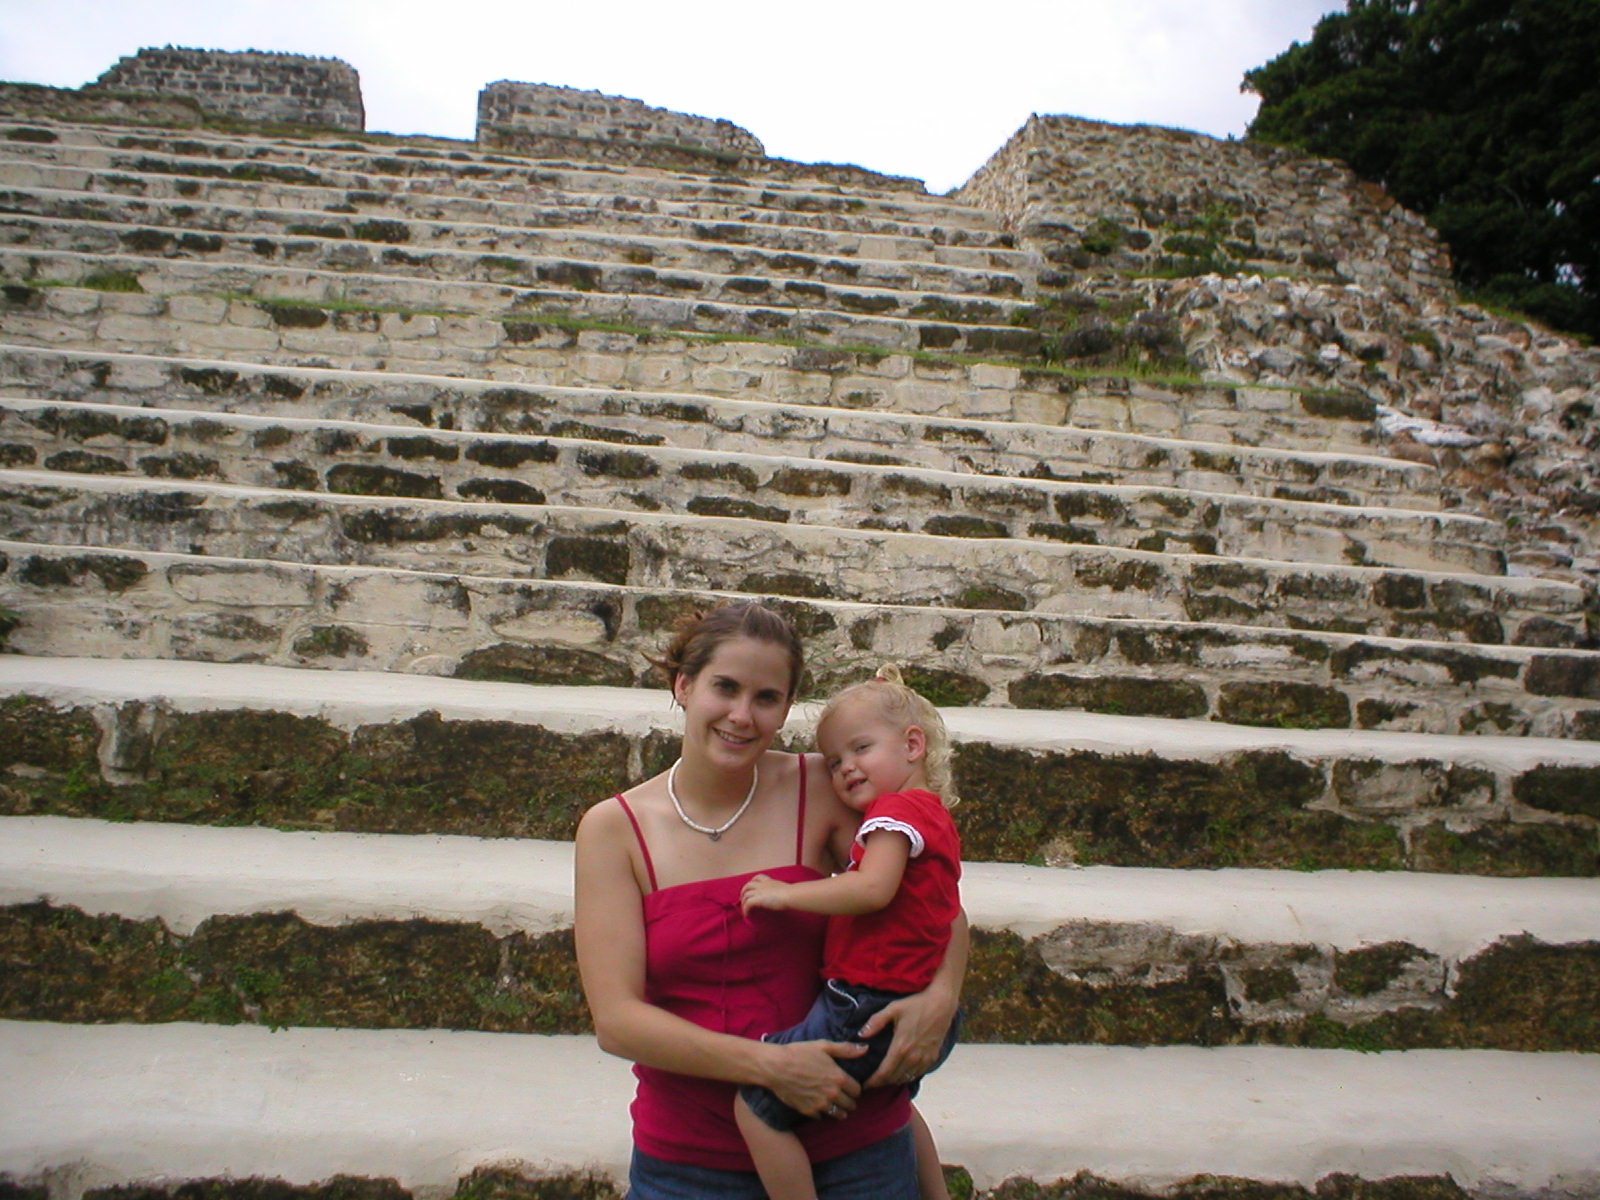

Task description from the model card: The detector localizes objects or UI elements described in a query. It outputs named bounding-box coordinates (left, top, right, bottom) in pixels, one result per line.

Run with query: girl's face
left=672, top=636, right=794, bottom=773
left=816, top=695, right=927, bottom=812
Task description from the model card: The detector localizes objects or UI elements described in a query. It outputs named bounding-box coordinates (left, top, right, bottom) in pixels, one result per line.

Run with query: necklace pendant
left=709, top=830, right=722, bottom=842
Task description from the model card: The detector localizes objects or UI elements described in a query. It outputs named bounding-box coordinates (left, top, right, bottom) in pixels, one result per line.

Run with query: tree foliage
left=1243, top=0, right=1600, bottom=339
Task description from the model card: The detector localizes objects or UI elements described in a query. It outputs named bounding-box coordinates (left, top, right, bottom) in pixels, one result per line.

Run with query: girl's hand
left=857, top=989, right=955, bottom=1088
left=763, top=1039, right=866, bottom=1119
left=740, top=873, right=790, bottom=916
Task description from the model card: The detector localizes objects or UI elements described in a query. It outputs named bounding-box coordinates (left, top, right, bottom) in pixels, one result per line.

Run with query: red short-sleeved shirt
left=823, top=789, right=961, bottom=994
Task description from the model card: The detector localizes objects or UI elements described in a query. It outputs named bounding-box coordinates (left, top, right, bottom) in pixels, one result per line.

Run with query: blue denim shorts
left=627, top=1124, right=916, bottom=1199
left=739, top=979, right=961, bottom=1132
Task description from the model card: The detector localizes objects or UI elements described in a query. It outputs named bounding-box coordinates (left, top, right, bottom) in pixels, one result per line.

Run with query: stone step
left=0, top=344, right=1447, bottom=512
left=0, top=398, right=1500, bottom=574
left=7, top=1020, right=1596, bottom=1198
left=0, top=289, right=1391, bottom=453
left=4, top=657, right=1598, bottom=870
left=0, top=190, right=1029, bottom=298
left=6, top=540, right=1599, bottom=740
left=0, top=246, right=1041, bottom=356
left=5, top=815, right=1597, bottom=1049
left=0, top=123, right=1012, bottom=237
left=0, top=158, right=1030, bottom=269
left=1, top=472, right=1580, bottom=647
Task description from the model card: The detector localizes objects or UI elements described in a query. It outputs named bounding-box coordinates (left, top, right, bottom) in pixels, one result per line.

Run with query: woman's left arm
left=857, top=906, right=968, bottom=1087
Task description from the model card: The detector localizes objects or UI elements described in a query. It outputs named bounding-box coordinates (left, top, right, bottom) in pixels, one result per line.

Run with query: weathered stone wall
left=89, top=47, right=364, bottom=131
left=957, top=115, right=1452, bottom=302
left=477, top=80, right=763, bottom=167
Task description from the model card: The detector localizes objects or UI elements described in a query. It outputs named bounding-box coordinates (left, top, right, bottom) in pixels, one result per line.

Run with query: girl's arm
left=574, top=798, right=866, bottom=1115
left=740, top=829, right=911, bottom=917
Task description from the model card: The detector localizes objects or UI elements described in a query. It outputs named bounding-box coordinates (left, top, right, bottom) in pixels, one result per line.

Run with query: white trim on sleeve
left=856, top=817, right=924, bottom=857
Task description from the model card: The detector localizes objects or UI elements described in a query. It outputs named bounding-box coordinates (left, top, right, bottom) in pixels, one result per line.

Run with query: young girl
left=738, top=665, right=962, bottom=1200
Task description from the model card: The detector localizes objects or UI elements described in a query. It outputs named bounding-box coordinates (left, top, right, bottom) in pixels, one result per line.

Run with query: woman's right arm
left=573, top=799, right=866, bottom=1114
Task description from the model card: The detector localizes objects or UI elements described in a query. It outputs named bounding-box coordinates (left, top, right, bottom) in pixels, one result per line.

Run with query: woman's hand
left=857, top=987, right=957, bottom=1088
left=762, top=1039, right=867, bottom=1119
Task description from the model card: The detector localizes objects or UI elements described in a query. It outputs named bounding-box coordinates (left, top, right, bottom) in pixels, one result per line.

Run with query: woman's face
left=672, top=636, right=794, bottom=772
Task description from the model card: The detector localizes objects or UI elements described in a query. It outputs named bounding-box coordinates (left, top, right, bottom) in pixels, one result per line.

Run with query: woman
left=574, top=601, right=967, bottom=1198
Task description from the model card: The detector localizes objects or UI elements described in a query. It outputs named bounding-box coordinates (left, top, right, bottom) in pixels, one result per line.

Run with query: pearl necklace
left=667, top=758, right=759, bottom=841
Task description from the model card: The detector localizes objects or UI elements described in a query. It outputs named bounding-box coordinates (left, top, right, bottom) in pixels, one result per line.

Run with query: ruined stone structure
left=958, top=115, right=1452, bottom=300
left=90, top=47, right=365, bottom=130
left=1, top=52, right=1599, bottom=1200
left=478, top=80, right=763, bottom=167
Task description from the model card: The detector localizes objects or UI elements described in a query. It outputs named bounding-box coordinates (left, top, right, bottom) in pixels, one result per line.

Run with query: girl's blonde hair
left=816, top=664, right=959, bottom=807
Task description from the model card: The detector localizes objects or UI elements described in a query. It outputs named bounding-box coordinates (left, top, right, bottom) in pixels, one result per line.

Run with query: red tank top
left=617, top=756, right=910, bottom=1170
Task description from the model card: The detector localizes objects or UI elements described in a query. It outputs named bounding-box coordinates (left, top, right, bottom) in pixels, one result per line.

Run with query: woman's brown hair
left=650, top=601, right=805, bottom=700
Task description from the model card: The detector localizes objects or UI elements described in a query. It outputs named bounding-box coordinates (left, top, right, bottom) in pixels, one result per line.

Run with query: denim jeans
left=627, top=1124, right=917, bottom=1199
left=741, top=979, right=961, bottom=1132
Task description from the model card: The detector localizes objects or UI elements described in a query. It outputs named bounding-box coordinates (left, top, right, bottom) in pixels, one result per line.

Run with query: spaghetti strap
left=794, top=753, right=807, bottom=866
left=614, top=794, right=659, bottom=893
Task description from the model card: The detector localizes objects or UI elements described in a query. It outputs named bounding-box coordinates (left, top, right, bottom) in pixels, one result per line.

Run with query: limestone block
left=568, top=353, right=627, bottom=388
left=44, top=289, right=101, bottom=317
left=94, top=314, right=173, bottom=346
left=183, top=323, right=282, bottom=354
left=166, top=295, right=229, bottom=324
left=622, top=357, right=691, bottom=391
left=331, top=574, right=472, bottom=631
left=483, top=604, right=611, bottom=646
left=1009, top=393, right=1069, bottom=425
left=691, top=366, right=762, bottom=394
left=969, top=615, right=1044, bottom=656
left=0, top=315, right=78, bottom=344
left=1063, top=396, right=1131, bottom=429
left=443, top=317, right=504, bottom=349
left=1125, top=399, right=1182, bottom=434
left=969, top=363, right=1021, bottom=390
left=281, top=330, right=371, bottom=358
left=379, top=312, right=441, bottom=340
left=227, top=300, right=274, bottom=329
left=167, top=563, right=316, bottom=608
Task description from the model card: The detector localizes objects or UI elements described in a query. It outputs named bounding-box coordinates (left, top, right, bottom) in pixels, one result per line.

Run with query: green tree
left=1243, top=0, right=1600, bottom=339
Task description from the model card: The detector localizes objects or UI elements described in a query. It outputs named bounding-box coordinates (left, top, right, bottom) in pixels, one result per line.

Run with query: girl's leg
left=735, top=1093, right=818, bottom=1200
left=909, top=1106, right=951, bottom=1200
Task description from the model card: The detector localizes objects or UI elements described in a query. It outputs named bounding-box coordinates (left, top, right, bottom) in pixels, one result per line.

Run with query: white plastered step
left=2, top=1021, right=1597, bottom=1197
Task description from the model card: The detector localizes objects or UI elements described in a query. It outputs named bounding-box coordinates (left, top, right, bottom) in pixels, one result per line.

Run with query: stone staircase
left=2, top=105, right=1599, bottom=1200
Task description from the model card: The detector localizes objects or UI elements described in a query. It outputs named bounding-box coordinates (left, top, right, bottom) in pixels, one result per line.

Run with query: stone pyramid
left=2, top=55, right=1598, bottom=1200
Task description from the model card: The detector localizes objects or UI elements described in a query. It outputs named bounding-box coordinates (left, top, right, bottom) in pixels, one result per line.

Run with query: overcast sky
left=0, top=0, right=1343, bottom=193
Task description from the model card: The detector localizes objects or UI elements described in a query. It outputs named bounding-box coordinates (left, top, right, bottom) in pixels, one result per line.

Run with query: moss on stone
left=1009, top=674, right=1208, bottom=720
left=546, top=536, right=630, bottom=586
left=962, top=929, right=1235, bottom=1046
left=0, top=702, right=632, bottom=839
left=680, top=461, right=759, bottom=490
left=1217, top=682, right=1352, bottom=730
left=687, top=497, right=791, bottom=522
left=926, top=515, right=1009, bottom=539
left=0, top=904, right=589, bottom=1035
left=457, top=479, right=546, bottom=505
left=769, top=466, right=852, bottom=497
left=900, top=666, right=989, bottom=708
left=17, top=552, right=149, bottom=593
left=951, top=744, right=1389, bottom=870
left=1334, top=942, right=1430, bottom=997
left=456, top=643, right=634, bottom=688
left=1513, top=765, right=1600, bottom=820
left=1408, top=821, right=1598, bottom=877
left=576, top=449, right=657, bottom=480
left=324, top=464, right=443, bottom=499
left=466, top=440, right=559, bottom=469
left=291, top=626, right=370, bottom=659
